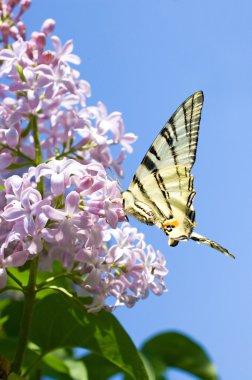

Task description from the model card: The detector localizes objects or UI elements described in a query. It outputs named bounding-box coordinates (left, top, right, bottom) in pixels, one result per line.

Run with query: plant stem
left=23, top=353, right=44, bottom=377
left=0, top=143, right=35, bottom=164
left=36, top=272, right=73, bottom=289
left=55, top=142, right=97, bottom=159
left=5, top=269, right=24, bottom=289
left=30, top=115, right=42, bottom=165
left=0, top=286, right=23, bottom=294
left=11, top=257, right=39, bottom=374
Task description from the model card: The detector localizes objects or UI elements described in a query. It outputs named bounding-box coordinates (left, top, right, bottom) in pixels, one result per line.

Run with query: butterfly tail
left=190, top=232, right=235, bottom=259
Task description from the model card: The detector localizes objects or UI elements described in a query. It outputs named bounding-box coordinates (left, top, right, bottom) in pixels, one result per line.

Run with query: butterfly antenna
left=107, top=167, right=129, bottom=221
left=190, top=232, right=235, bottom=259
left=107, top=166, right=124, bottom=192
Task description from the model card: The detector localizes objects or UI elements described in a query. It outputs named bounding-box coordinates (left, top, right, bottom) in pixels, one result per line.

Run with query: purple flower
left=77, top=222, right=168, bottom=311
left=0, top=1, right=30, bottom=46
left=0, top=39, right=30, bottom=75
left=0, top=8, right=168, bottom=312
left=51, top=36, right=81, bottom=65
left=2, top=186, right=48, bottom=234
left=85, top=180, right=124, bottom=228
left=35, top=158, right=87, bottom=195
left=42, top=191, right=80, bottom=224
left=0, top=152, right=13, bottom=170
left=0, top=234, right=29, bottom=288
left=87, top=101, right=137, bottom=152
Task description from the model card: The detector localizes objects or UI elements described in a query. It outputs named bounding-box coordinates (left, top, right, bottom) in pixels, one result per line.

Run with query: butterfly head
left=161, top=218, right=191, bottom=246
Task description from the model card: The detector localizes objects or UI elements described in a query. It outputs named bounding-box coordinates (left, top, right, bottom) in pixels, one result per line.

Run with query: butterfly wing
left=125, top=165, right=196, bottom=243
left=190, top=232, right=235, bottom=259
left=122, top=91, right=234, bottom=258
left=132, top=91, right=204, bottom=181
left=123, top=91, right=202, bottom=235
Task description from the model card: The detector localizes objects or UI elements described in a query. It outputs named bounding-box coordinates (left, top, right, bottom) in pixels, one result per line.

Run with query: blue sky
left=24, top=1, right=252, bottom=379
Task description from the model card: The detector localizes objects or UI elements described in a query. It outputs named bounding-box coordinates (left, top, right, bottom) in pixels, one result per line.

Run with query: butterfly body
left=122, top=91, right=234, bottom=259
left=123, top=165, right=196, bottom=245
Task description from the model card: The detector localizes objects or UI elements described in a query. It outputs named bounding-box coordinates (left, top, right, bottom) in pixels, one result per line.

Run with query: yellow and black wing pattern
left=122, top=91, right=234, bottom=259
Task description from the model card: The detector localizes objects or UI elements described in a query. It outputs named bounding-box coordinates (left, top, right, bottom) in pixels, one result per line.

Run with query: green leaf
left=0, top=337, right=19, bottom=360
left=6, top=267, right=29, bottom=287
left=16, top=63, right=26, bottom=82
left=0, top=299, right=11, bottom=314
left=40, top=350, right=88, bottom=380
left=141, top=331, right=218, bottom=380
left=2, top=301, right=23, bottom=337
left=52, top=260, right=65, bottom=274
left=64, top=358, right=88, bottom=380
left=6, top=162, right=31, bottom=170
left=0, top=338, right=46, bottom=378
left=82, top=353, right=122, bottom=380
left=29, top=293, right=149, bottom=380
left=8, top=373, right=26, bottom=380
left=82, top=353, right=156, bottom=380
left=138, top=352, right=156, bottom=380
left=36, top=270, right=73, bottom=293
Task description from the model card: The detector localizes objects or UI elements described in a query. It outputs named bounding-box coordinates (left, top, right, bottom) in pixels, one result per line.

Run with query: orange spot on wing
left=163, top=219, right=179, bottom=228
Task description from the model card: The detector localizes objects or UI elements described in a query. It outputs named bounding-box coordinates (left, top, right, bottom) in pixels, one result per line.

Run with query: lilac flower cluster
left=0, top=0, right=30, bottom=45
left=0, top=0, right=168, bottom=311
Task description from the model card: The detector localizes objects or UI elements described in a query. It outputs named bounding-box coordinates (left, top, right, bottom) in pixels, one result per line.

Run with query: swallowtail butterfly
left=122, top=91, right=234, bottom=258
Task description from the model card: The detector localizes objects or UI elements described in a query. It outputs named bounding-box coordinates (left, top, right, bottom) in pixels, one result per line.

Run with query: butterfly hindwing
left=126, top=165, right=196, bottom=246
left=190, top=232, right=235, bottom=259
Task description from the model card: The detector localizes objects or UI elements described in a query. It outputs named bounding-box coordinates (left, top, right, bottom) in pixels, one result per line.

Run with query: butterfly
left=122, top=91, right=234, bottom=259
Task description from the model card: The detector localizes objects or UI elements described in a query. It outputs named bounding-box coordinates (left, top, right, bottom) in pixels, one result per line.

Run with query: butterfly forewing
left=124, top=92, right=202, bottom=234
left=132, top=91, right=204, bottom=181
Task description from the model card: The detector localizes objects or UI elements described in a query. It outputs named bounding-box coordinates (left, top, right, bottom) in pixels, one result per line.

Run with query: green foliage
left=0, top=270, right=219, bottom=380
left=82, top=353, right=123, bottom=380
left=8, top=374, right=26, bottom=380
left=141, top=332, right=218, bottom=380
left=0, top=293, right=149, bottom=379
left=0, top=288, right=219, bottom=379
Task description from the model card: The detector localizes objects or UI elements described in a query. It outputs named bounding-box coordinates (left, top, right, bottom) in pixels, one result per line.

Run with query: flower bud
left=41, top=50, right=55, bottom=64
left=17, top=20, right=26, bottom=39
left=41, top=18, right=55, bottom=35
left=20, top=0, right=31, bottom=13
left=31, top=31, right=46, bottom=50
left=0, top=22, right=10, bottom=45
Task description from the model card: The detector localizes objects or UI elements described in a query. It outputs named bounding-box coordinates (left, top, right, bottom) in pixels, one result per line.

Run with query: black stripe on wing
left=182, top=93, right=202, bottom=163
left=153, top=170, right=173, bottom=213
left=164, top=91, right=203, bottom=169
left=139, top=91, right=204, bottom=174
left=149, top=145, right=161, bottom=161
left=133, top=175, right=167, bottom=219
